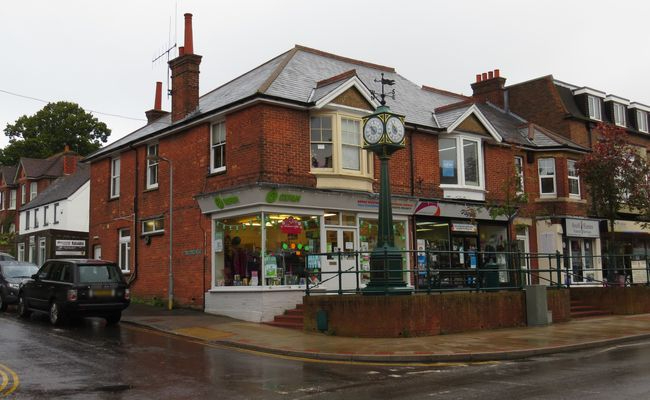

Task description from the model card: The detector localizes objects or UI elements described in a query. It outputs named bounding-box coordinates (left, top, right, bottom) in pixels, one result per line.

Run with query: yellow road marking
left=125, top=325, right=499, bottom=367
left=0, top=363, right=19, bottom=397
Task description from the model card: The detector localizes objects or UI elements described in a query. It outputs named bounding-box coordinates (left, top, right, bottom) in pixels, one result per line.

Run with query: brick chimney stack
left=145, top=81, right=170, bottom=124
left=62, top=145, right=79, bottom=175
left=471, top=69, right=506, bottom=108
left=169, top=13, right=202, bottom=123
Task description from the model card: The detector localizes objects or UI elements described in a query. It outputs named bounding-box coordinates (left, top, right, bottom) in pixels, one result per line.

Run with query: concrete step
left=273, top=314, right=303, bottom=324
left=571, top=310, right=611, bottom=318
left=265, top=320, right=303, bottom=330
left=285, top=308, right=304, bottom=317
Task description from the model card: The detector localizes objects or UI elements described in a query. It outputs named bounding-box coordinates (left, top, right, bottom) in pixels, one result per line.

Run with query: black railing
left=304, top=250, right=650, bottom=295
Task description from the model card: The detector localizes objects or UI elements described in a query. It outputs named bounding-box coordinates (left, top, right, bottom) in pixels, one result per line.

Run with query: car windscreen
left=78, top=264, right=124, bottom=283
left=1, top=264, right=39, bottom=278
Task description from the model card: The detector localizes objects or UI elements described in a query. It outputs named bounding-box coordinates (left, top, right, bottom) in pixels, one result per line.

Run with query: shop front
left=414, top=201, right=509, bottom=289
left=602, top=220, right=650, bottom=284
left=196, top=185, right=415, bottom=322
left=563, top=218, right=602, bottom=284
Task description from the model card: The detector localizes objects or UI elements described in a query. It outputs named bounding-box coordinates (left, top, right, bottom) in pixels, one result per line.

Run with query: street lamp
left=361, top=74, right=412, bottom=295
left=147, top=154, right=174, bottom=310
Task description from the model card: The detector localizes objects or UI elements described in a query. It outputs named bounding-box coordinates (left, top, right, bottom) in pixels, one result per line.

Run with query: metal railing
left=303, top=249, right=650, bottom=295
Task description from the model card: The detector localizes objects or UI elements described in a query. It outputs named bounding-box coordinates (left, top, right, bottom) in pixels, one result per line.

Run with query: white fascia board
left=313, top=77, right=380, bottom=110
left=446, top=105, right=503, bottom=143
left=572, top=87, right=606, bottom=98
left=629, top=102, right=650, bottom=112
left=604, top=95, right=630, bottom=105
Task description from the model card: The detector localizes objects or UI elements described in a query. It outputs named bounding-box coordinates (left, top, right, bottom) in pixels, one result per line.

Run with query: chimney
left=471, top=69, right=506, bottom=108
left=168, top=13, right=202, bottom=123
left=527, top=124, right=535, bottom=140
left=145, top=81, right=170, bottom=124
left=62, top=146, right=79, bottom=175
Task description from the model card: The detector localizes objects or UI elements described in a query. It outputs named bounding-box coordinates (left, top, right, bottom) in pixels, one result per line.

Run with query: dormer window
left=613, top=103, right=626, bottom=127
left=637, top=110, right=648, bottom=133
left=587, top=95, right=602, bottom=121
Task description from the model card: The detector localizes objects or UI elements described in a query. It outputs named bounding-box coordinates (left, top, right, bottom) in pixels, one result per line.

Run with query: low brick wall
left=571, top=286, right=650, bottom=315
left=547, top=288, right=571, bottom=323
left=303, top=292, right=530, bottom=338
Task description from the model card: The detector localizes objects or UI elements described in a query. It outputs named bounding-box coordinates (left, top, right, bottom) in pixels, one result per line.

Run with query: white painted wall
left=204, top=289, right=304, bottom=322
left=19, top=181, right=89, bottom=235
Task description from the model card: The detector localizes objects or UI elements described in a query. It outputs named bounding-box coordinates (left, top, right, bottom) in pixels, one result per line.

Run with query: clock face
left=386, top=117, right=405, bottom=143
left=363, top=117, right=384, bottom=144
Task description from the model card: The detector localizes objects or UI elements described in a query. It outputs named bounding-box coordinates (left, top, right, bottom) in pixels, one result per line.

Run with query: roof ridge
left=434, top=99, right=475, bottom=113
left=316, top=69, right=357, bottom=89
left=421, top=85, right=470, bottom=100
left=258, top=47, right=299, bottom=94
left=294, top=45, right=395, bottom=73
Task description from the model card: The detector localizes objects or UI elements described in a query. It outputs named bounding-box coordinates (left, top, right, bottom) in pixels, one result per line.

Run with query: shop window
left=439, top=136, right=484, bottom=190
left=214, top=214, right=263, bottom=287
left=587, top=95, right=601, bottom=121
left=567, top=159, right=580, bottom=198
left=142, top=217, right=164, bottom=235
left=538, top=158, right=556, bottom=197
left=210, top=121, right=226, bottom=173
left=146, top=143, right=159, bottom=189
left=360, top=218, right=408, bottom=285
left=110, top=157, right=120, bottom=198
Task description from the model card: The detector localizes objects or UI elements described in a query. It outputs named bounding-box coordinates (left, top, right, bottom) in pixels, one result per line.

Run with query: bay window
left=538, top=158, right=556, bottom=197
left=310, top=116, right=333, bottom=169
left=439, top=135, right=484, bottom=198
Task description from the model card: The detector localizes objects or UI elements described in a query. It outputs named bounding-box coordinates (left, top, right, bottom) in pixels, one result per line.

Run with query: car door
left=28, top=262, right=53, bottom=310
left=42, top=262, right=65, bottom=308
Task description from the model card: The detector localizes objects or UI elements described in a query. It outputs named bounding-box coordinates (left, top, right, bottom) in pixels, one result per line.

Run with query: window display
left=359, top=218, right=408, bottom=285
left=213, top=215, right=262, bottom=286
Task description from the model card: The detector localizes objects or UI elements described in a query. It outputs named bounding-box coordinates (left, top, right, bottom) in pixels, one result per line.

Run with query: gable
left=331, top=87, right=374, bottom=111
left=455, top=114, right=491, bottom=136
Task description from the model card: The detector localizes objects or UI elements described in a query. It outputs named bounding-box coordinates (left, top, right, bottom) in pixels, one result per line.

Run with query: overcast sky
left=1, top=0, right=649, bottom=149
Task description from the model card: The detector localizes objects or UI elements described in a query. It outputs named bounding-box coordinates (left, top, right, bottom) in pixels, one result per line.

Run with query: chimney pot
left=184, top=13, right=194, bottom=55
left=154, top=81, right=162, bottom=110
left=482, top=72, right=488, bottom=81
left=528, top=124, right=535, bottom=140
left=179, top=46, right=185, bottom=56
left=488, top=71, right=494, bottom=79
left=495, top=69, right=500, bottom=78
left=476, top=74, right=482, bottom=83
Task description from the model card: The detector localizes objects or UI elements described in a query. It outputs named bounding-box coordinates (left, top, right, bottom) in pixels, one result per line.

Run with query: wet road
left=2, top=310, right=650, bottom=399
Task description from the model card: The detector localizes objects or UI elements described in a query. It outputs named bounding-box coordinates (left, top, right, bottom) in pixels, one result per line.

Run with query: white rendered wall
left=204, top=289, right=304, bottom=322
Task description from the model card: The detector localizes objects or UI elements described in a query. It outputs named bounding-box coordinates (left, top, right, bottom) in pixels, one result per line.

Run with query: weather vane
left=370, top=73, right=396, bottom=106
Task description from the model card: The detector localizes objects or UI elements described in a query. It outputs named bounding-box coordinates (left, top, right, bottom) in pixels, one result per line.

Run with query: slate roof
left=21, top=163, right=90, bottom=211
left=85, top=45, right=464, bottom=161
left=0, top=166, right=17, bottom=186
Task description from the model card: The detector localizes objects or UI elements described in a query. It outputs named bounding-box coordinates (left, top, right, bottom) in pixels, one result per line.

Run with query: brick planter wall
left=570, top=287, right=650, bottom=315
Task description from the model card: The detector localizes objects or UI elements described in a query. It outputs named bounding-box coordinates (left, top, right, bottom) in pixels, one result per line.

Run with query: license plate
left=90, top=289, right=114, bottom=297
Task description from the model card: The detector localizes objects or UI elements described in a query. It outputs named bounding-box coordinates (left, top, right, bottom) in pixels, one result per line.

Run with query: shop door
left=450, top=236, right=478, bottom=287
left=569, top=239, right=584, bottom=283
left=321, top=228, right=358, bottom=292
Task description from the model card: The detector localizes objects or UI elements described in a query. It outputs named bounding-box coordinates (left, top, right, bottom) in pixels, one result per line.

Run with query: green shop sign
left=266, top=189, right=301, bottom=204
left=214, top=195, right=240, bottom=209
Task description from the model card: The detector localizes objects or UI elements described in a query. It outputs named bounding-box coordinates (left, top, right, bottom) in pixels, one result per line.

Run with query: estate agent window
left=110, top=157, right=120, bottom=198
left=567, top=159, right=581, bottom=198
left=146, top=144, right=159, bottom=189
left=210, top=122, right=226, bottom=173
left=439, top=136, right=482, bottom=187
left=538, top=158, right=556, bottom=197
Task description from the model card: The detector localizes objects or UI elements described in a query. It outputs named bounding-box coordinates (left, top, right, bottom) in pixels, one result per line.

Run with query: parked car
left=0, top=261, right=38, bottom=311
left=0, top=252, right=17, bottom=261
left=18, top=259, right=130, bottom=325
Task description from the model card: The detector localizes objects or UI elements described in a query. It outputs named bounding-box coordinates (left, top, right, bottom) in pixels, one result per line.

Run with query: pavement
left=121, top=303, right=650, bottom=363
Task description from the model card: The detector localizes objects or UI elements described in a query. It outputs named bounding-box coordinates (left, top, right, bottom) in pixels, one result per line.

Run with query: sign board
left=55, top=239, right=86, bottom=256
left=565, top=218, right=600, bottom=238
left=451, top=222, right=478, bottom=233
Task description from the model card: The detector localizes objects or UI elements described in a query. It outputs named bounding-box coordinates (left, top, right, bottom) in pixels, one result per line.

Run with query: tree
left=576, top=123, right=650, bottom=277
left=0, top=101, right=111, bottom=165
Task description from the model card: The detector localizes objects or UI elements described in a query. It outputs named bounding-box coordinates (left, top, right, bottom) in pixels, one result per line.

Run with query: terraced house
left=85, top=13, right=645, bottom=322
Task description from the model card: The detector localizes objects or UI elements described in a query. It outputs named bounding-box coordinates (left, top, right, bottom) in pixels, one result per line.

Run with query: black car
left=18, top=259, right=130, bottom=325
left=0, top=261, right=39, bottom=311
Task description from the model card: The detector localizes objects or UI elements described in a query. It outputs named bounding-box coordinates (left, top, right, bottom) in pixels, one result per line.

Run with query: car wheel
left=105, top=312, right=121, bottom=325
left=49, top=302, right=66, bottom=326
left=0, top=294, right=6, bottom=312
left=17, top=294, right=31, bottom=318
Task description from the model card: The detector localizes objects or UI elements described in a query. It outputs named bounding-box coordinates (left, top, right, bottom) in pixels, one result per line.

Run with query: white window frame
left=17, top=243, right=25, bottom=262
left=439, top=134, right=485, bottom=190
left=637, top=110, right=648, bottom=133
left=25, top=210, right=30, bottom=231
left=0, top=191, right=4, bottom=211
left=34, top=208, right=39, bottom=228
left=538, top=158, right=557, bottom=197
left=28, top=241, right=35, bottom=264
left=587, top=95, right=602, bottom=121
left=9, top=223, right=15, bottom=233
left=514, top=156, right=524, bottom=193
left=146, top=144, right=159, bottom=190
left=21, top=184, right=26, bottom=205
left=118, top=228, right=131, bottom=273
left=38, top=237, right=46, bottom=266
left=30, top=182, right=37, bottom=201
left=110, top=157, right=120, bottom=198
left=9, top=190, right=16, bottom=210
left=53, top=202, right=59, bottom=224
left=142, top=217, right=165, bottom=235
left=613, top=103, right=626, bottom=127
left=309, top=112, right=372, bottom=177
left=567, top=159, right=581, bottom=199
left=341, top=118, right=362, bottom=171
left=210, top=122, right=226, bottom=173
left=43, top=205, right=49, bottom=226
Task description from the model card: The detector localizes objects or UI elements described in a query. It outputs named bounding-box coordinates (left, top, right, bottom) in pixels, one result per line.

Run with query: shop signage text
left=451, top=222, right=478, bottom=233
left=55, top=239, right=87, bottom=256
left=565, top=218, right=600, bottom=238
left=214, top=195, right=240, bottom=209
left=280, top=217, right=302, bottom=234
left=266, top=189, right=301, bottom=204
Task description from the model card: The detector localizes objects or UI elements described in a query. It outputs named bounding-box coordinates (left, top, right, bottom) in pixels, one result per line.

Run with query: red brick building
left=85, top=14, right=597, bottom=321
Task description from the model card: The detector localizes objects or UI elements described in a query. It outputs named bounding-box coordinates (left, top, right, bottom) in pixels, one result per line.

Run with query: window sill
left=207, top=168, right=227, bottom=178
left=441, top=185, right=485, bottom=201
left=141, top=231, right=164, bottom=237
left=108, top=196, right=120, bottom=202
left=312, top=171, right=374, bottom=192
left=143, top=187, right=159, bottom=193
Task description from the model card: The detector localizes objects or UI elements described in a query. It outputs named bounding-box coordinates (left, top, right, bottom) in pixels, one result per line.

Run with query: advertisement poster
left=264, top=256, right=277, bottom=278
left=442, top=160, right=455, bottom=177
